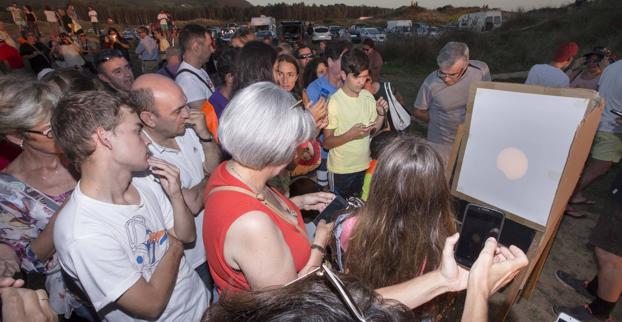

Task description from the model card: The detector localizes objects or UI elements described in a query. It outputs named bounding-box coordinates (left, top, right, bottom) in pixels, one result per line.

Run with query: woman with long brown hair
left=340, top=135, right=458, bottom=319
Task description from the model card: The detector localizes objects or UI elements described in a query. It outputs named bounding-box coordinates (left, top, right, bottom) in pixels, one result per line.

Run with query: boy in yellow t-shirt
left=322, top=48, right=388, bottom=198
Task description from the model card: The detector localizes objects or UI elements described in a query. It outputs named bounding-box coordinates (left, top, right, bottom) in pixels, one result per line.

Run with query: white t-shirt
left=157, top=13, right=168, bottom=25
left=54, top=176, right=209, bottom=322
left=175, top=60, right=215, bottom=104
left=597, top=60, right=622, bottom=133
left=88, top=10, right=98, bottom=23
left=524, top=64, right=570, bottom=88
left=44, top=10, right=57, bottom=23
left=145, top=129, right=207, bottom=269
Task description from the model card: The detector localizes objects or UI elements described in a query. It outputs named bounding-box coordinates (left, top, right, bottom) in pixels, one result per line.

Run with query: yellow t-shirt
left=327, top=89, right=377, bottom=174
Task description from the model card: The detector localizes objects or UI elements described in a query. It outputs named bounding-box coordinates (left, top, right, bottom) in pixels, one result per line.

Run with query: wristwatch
left=199, top=133, right=213, bottom=143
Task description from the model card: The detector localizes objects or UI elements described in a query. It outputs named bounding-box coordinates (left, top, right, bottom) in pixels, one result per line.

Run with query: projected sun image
left=496, top=147, right=528, bottom=180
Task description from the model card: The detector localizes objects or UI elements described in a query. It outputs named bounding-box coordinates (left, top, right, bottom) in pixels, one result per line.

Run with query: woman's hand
left=0, top=244, right=20, bottom=278
left=468, top=237, right=528, bottom=298
left=290, top=192, right=335, bottom=212
left=0, top=287, right=58, bottom=322
left=438, top=233, right=469, bottom=292
left=306, top=97, right=328, bottom=129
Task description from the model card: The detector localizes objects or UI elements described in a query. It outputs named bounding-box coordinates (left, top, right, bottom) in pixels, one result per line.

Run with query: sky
left=247, top=0, right=575, bottom=11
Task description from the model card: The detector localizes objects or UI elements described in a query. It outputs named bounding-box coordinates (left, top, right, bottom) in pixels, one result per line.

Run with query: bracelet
left=377, top=112, right=385, bottom=116
left=199, top=135, right=213, bottom=143
left=310, top=243, right=326, bottom=255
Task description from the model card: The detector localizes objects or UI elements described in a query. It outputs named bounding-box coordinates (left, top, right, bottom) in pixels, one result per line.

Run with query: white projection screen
left=456, top=88, right=591, bottom=226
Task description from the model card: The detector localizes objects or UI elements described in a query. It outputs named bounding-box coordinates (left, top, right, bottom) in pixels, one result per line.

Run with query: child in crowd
left=322, top=48, right=388, bottom=198
left=361, top=131, right=398, bottom=201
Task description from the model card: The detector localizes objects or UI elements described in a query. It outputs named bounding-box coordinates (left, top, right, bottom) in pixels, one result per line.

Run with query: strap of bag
left=208, top=185, right=306, bottom=236
left=176, top=68, right=214, bottom=96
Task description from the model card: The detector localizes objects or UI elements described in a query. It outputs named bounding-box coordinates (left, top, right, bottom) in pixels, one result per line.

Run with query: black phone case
left=455, top=204, right=505, bottom=269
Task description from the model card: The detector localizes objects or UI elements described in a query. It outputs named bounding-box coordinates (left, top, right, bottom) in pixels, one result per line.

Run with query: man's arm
left=134, top=41, right=144, bottom=55
left=116, top=237, right=184, bottom=320
left=148, top=158, right=195, bottom=243
left=187, top=110, right=222, bottom=174
left=181, top=177, right=206, bottom=215
left=413, top=108, right=429, bottom=123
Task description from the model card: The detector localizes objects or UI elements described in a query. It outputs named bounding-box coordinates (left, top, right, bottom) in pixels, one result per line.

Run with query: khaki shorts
left=591, top=131, right=622, bottom=162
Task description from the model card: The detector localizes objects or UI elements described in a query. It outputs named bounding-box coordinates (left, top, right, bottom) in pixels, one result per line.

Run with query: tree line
left=107, top=3, right=391, bottom=25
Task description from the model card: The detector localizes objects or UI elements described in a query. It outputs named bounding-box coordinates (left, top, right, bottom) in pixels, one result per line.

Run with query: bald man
left=129, top=74, right=221, bottom=291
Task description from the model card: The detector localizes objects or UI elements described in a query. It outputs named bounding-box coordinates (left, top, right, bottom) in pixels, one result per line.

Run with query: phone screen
left=455, top=204, right=505, bottom=268
left=313, top=195, right=347, bottom=225
left=320, top=88, right=330, bottom=100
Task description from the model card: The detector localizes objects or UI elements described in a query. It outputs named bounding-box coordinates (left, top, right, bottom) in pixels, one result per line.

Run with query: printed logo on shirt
left=125, top=215, right=168, bottom=271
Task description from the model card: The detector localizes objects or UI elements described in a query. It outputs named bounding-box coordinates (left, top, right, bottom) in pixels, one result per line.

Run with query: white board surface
left=456, top=88, right=590, bottom=226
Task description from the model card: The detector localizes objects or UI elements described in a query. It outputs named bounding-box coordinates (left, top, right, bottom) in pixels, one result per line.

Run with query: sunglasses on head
left=96, top=49, right=124, bottom=65
left=285, top=264, right=367, bottom=322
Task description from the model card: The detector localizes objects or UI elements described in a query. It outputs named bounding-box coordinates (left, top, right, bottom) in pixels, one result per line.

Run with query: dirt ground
left=496, top=163, right=622, bottom=322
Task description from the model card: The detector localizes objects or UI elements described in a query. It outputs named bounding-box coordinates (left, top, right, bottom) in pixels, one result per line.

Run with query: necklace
left=226, top=161, right=297, bottom=218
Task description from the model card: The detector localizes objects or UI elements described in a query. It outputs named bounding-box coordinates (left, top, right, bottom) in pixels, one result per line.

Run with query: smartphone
left=313, top=194, right=347, bottom=225
left=554, top=312, right=581, bottom=322
left=611, top=109, right=622, bottom=117
left=455, top=204, right=505, bottom=269
left=320, top=88, right=331, bottom=100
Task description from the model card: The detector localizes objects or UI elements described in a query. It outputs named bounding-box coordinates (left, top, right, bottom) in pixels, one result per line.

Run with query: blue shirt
left=306, top=75, right=339, bottom=158
left=306, top=75, right=338, bottom=104
left=135, top=36, right=159, bottom=61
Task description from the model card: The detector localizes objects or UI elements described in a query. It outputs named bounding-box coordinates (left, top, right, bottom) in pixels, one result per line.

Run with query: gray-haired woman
left=0, top=77, right=94, bottom=320
left=203, top=82, right=336, bottom=293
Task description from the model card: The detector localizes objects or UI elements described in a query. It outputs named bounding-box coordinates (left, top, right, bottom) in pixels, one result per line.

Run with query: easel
left=446, top=81, right=604, bottom=321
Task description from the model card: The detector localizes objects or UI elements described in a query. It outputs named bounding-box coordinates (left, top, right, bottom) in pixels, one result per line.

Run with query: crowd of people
left=0, top=4, right=620, bottom=322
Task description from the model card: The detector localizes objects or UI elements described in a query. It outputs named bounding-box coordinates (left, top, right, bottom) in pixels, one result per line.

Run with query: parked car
left=350, top=29, right=361, bottom=43
left=329, top=25, right=342, bottom=38
left=359, top=27, right=386, bottom=43
left=122, top=28, right=137, bottom=40
left=256, top=29, right=276, bottom=42
left=428, top=26, right=443, bottom=38
left=312, top=26, right=332, bottom=42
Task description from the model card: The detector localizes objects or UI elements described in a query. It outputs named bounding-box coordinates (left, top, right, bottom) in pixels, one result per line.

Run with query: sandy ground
left=488, top=165, right=622, bottom=322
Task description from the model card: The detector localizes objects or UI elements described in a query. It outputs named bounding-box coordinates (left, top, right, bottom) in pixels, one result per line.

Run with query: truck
left=250, top=15, right=276, bottom=35
left=457, top=10, right=503, bottom=32
left=386, top=20, right=412, bottom=34
left=279, top=20, right=305, bottom=43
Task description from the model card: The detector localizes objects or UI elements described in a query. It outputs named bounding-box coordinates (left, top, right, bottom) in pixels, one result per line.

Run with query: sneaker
left=555, top=270, right=594, bottom=299
left=553, top=304, right=612, bottom=322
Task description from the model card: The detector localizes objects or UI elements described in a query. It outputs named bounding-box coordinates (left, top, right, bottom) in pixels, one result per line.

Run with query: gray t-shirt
left=414, top=60, right=491, bottom=145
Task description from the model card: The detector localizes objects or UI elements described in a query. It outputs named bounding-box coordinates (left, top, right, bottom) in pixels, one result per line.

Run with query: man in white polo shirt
left=130, top=74, right=221, bottom=292
left=51, top=91, right=208, bottom=321
left=175, top=24, right=216, bottom=109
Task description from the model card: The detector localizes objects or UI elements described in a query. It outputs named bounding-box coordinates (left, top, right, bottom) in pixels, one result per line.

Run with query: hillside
left=380, top=0, right=622, bottom=74
left=385, top=4, right=491, bottom=25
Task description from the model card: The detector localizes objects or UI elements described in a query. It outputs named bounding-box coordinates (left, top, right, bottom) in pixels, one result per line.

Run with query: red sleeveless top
left=203, top=162, right=311, bottom=292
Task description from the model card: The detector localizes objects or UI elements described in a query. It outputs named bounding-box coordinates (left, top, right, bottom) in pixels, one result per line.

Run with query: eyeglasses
left=437, top=63, right=474, bottom=81
left=95, top=49, right=124, bottom=65
left=286, top=264, right=367, bottom=322
left=299, top=53, right=314, bottom=59
left=25, top=127, right=53, bottom=139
